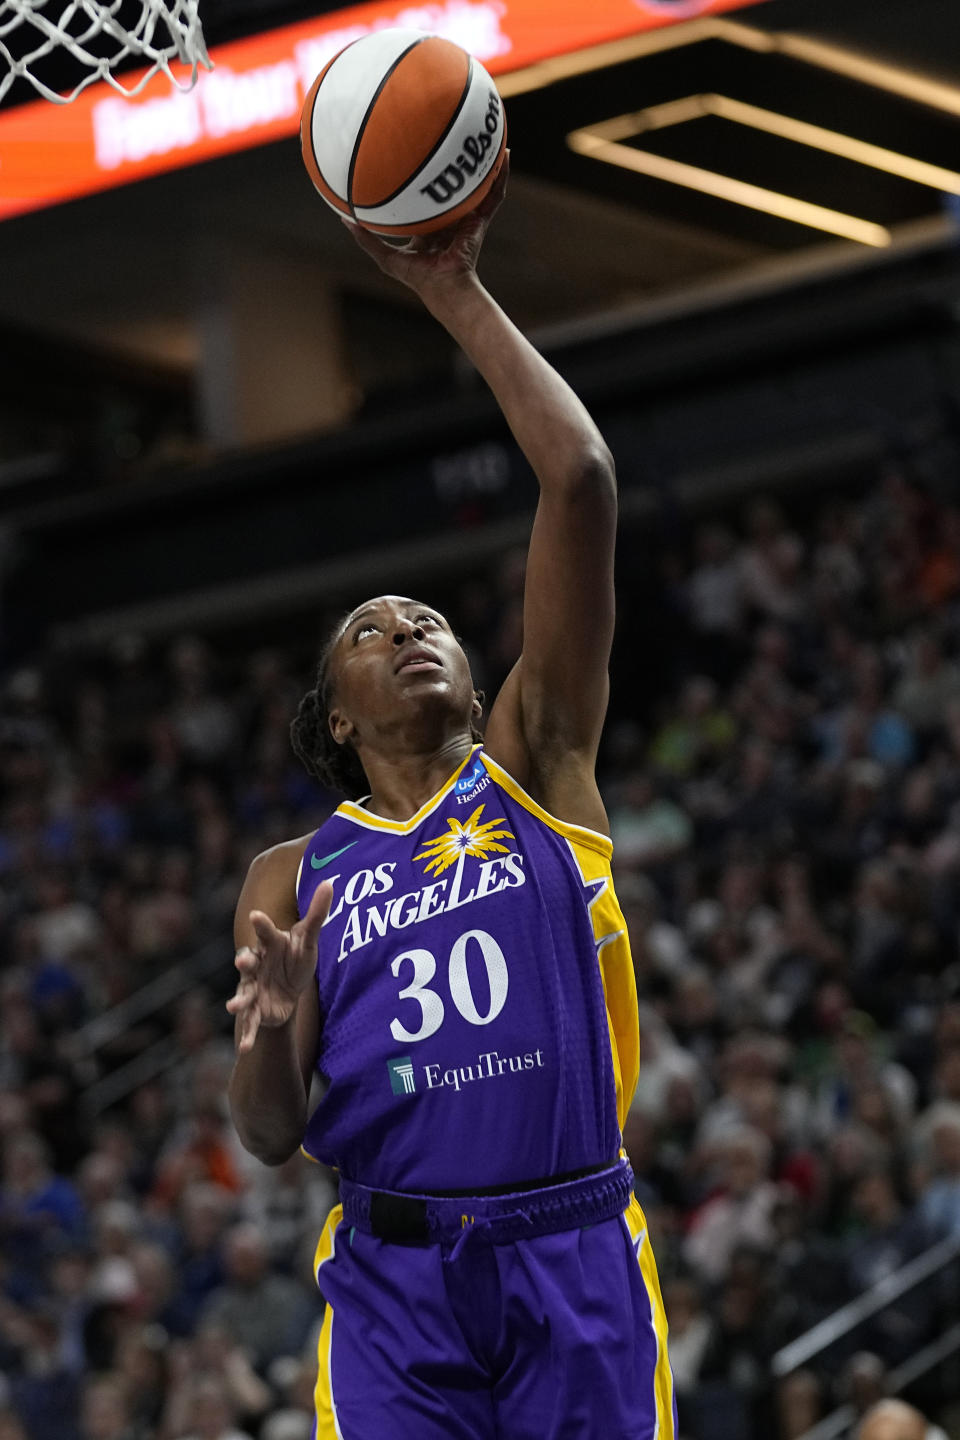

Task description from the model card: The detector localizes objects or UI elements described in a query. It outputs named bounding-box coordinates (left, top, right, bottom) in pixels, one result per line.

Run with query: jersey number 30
left=389, top=929, right=508, bottom=1043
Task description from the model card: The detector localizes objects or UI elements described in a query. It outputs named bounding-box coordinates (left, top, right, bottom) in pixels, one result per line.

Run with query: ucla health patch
left=454, top=756, right=489, bottom=805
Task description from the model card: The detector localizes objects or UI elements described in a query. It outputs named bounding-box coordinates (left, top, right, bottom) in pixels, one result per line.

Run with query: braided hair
left=290, top=611, right=485, bottom=800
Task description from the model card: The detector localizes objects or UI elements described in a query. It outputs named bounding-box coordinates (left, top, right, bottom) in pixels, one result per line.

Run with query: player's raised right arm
left=227, top=838, right=328, bottom=1166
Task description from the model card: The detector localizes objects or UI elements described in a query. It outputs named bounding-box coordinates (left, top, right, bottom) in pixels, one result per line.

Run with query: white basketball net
left=0, top=0, right=211, bottom=104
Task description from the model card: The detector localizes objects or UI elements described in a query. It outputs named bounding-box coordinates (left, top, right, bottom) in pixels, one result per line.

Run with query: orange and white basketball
left=300, top=30, right=507, bottom=237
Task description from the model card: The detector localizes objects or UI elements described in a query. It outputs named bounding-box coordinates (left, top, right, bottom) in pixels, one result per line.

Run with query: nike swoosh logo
left=310, top=841, right=358, bottom=870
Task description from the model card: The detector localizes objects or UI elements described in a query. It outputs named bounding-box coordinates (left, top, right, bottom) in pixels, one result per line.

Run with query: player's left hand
left=226, top=879, right=331, bottom=1054
left=343, top=151, right=509, bottom=295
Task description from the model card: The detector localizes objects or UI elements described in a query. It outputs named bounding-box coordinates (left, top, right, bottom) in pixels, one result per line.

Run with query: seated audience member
left=199, top=1224, right=317, bottom=1375
left=857, top=1398, right=948, bottom=1440
left=684, top=1127, right=779, bottom=1285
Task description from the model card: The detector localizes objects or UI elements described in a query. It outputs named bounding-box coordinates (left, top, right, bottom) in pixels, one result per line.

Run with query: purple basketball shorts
left=311, top=1166, right=676, bottom=1439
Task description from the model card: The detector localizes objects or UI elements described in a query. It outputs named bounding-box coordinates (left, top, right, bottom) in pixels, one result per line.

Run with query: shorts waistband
left=339, top=1158, right=634, bottom=1246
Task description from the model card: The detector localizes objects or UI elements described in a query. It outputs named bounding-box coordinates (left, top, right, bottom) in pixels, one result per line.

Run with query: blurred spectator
left=78, top=1374, right=135, bottom=1440
left=113, top=1324, right=169, bottom=1438
left=163, top=994, right=234, bottom=1122
left=731, top=622, right=807, bottom=747
left=0, top=1132, right=86, bottom=1295
left=609, top=771, right=693, bottom=870
left=737, top=499, right=806, bottom=623
left=915, top=1104, right=960, bottom=1239
left=811, top=1011, right=915, bottom=1140
left=841, top=1350, right=891, bottom=1420
left=0, top=998, right=88, bottom=1171
left=685, top=523, right=745, bottom=647
left=257, top=1358, right=316, bottom=1440
left=88, top=1200, right=140, bottom=1309
left=892, top=630, right=960, bottom=737
left=857, top=1397, right=948, bottom=1440
left=165, top=1185, right=231, bottom=1337
left=128, top=1242, right=179, bottom=1333
left=7, top=1302, right=81, bottom=1440
left=683, top=1127, right=779, bottom=1285
left=844, top=1166, right=934, bottom=1365
left=776, top=1370, right=823, bottom=1440
left=817, top=647, right=916, bottom=771
left=241, top=1154, right=336, bottom=1273
left=663, top=1273, right=715, bottom=1394
left=169, top=1374, right=253, bottom=1440
left=768, top=1185, right=846, bottom=1339
left=697, top=1247, right=777, bottom=1435
left=161, top=1326, right=269, bottom=1439
left=648, top=677, right=736, bottom=779
left=167, top=638, right=236, bottom=774
left=199, top=1225, right=316, bottom=1375
left=0, top=1411, right=28, bottom=1440
left=30, top=872, right=101, bottom=969
left=631, top=1004, right=705, bottom=1127
left=151, top=1101, right=247, bottom=1211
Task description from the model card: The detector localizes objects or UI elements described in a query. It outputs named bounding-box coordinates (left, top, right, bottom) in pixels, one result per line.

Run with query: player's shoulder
left=484, top=665, right=610, bottom=836
left=483, top=740, right=610, bottom=838
left=235, top=832, right=317, bottom=939
left=246, top=832, right=316, bottom=884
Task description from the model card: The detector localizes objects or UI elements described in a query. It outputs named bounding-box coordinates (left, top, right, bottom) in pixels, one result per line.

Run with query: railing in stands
left=73, top=934, right=231, bottom=1114
left=771, top=1231, right=960, bottom=1440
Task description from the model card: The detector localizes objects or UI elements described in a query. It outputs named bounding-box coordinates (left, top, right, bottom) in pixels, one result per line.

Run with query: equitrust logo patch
left=387, top=1057, right=416, bottom=1095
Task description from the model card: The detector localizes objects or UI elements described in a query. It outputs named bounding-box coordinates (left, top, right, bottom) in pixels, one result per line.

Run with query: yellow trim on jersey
left=564, top=834, right=640, bottom=1127
left=314, top=1306, right=341, bottom=1440
left=313, top=1205, right=344, bottom=1440
left=481, top=753, right=613, bottom=858
left=476, top=750, right=639, bottom=1122
left=336, top=746, right=483, bottom=834
left=626, top=1196, right=676, bottom=1440
left=313, top=1201, right=343, bottom=1278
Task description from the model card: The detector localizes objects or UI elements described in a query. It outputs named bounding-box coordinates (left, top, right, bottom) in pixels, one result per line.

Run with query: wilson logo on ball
left=420, top=92, right=501, bottom=205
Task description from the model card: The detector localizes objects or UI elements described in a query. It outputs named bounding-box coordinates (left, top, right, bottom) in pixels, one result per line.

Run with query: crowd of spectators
left=2, top=462, right=960, bottom=1440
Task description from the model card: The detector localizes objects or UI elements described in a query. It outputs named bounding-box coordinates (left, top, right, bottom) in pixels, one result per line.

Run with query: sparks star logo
left=414, top=803, right=514, bottom=876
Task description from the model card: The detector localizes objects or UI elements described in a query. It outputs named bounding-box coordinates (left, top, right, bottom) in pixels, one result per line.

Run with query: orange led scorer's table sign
left=0, top=0, right=764, bottom=222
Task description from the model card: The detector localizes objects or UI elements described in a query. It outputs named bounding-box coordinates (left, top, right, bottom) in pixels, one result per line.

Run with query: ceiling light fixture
left=500, top=16, right=960, bottom=121
left=734, top=26, right=960, bottom=119
left=497, top=17, right=721, bottom=96
left=582, top=92, right=960, bottom=195
left=567, top=127, right=892, bottom=247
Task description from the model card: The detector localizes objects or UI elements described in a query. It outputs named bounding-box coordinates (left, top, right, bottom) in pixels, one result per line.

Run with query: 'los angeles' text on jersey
left=296, top=748, right=640, bottom=1193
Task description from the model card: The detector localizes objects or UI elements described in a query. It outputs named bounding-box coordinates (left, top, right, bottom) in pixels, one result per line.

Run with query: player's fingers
left=234, top=945, right=260, bottom=973
left=295, top=879, right=333, bottom=953
left=236, top=1002, right=262, bottom=1054
left=342, top=217, right=410, bottom=267
left=483, top=149, right=509, bottom=212
left=249, top=910, right=285, bottom=954
left=226, top=973, right=257, bottom=1014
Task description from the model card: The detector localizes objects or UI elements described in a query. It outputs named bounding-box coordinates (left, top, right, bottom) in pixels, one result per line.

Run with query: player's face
left=327, top=595, right=476, bottom=747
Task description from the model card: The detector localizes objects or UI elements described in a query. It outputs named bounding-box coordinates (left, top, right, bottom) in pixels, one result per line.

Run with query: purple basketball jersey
left=297, top=747, right=631, bottom=1193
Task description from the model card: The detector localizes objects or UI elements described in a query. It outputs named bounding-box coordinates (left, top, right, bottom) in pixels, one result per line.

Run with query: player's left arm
left=427, top=284, right=616, bottom=830
left=345, top=164, right=616, bottom=831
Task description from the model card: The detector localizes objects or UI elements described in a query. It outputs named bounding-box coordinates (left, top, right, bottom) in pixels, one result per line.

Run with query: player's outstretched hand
left=344, top=151, right=509, bottom=296
left=226, top=880, right=332, bottom=1054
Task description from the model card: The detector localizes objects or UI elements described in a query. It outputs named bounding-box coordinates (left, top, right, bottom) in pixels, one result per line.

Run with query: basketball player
left=226, top=164, right=675, bottom=1439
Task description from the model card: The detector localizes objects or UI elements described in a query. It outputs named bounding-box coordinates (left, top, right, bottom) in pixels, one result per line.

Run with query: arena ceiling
left=1, top=0, right=960, bottom=431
